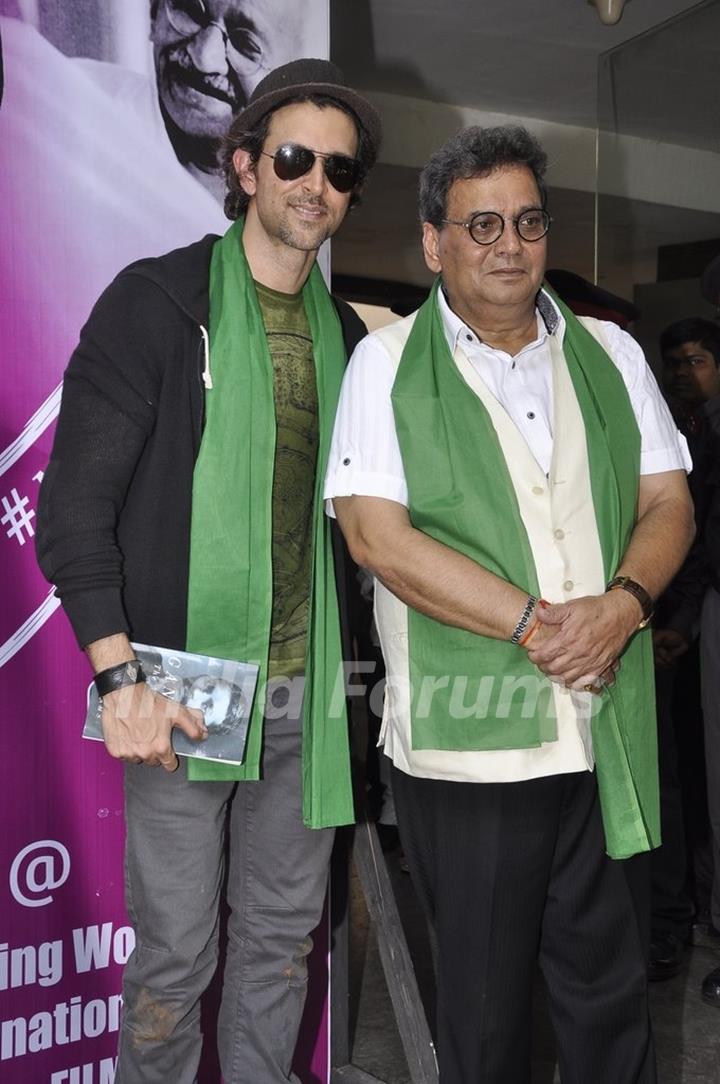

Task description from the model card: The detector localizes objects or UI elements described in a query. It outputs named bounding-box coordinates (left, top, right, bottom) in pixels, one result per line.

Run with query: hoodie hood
left=119, top=232, right=219, bottom=329
left=120, top=232, right=220, bottom=389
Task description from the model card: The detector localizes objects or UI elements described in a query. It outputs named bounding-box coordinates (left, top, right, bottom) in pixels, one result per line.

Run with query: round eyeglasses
left=261, top=144, right=363, bottom=194
left=163, top=0, right=264, bottom=73
left=442, top=209, right=552, bottom=246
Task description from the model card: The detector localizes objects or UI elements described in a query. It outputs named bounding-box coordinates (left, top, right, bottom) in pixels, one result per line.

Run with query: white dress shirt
left=323, top=288, right=692, bottom=783
left=325, top=288, right=691, bottom=511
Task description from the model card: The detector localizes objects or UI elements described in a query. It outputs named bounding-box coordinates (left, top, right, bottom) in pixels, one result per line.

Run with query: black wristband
left=94, top=659, right=146, bottom=698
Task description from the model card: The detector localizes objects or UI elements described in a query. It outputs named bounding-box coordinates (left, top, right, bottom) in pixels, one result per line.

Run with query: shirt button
left=554, top=528, right=565, bottom=540
left=342, top=457, right=351, bottom=466
left=532, top=486, right=544, bottom=496
left=563, top=580, right=574, bottom=591
left=465, top=333, right=473, bottom=342
left=527, top=411, right=535, bottom=420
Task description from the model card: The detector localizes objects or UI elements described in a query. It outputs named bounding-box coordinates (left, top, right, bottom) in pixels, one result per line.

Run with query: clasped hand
left=524, top=592, right=640, bottom=690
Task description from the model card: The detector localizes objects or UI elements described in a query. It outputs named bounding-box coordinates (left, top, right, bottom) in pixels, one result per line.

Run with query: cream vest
left=374, top=312, right=614, bottom=783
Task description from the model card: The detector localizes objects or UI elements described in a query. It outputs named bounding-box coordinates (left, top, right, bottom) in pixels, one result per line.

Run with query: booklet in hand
left=83, top=642, right=259, bottom=765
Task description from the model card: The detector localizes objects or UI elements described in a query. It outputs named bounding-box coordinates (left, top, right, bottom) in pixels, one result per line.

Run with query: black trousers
left=392, top=765, right=657, bottom=1084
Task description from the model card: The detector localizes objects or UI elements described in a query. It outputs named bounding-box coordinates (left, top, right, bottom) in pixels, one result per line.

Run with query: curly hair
left=222, top=95, right=377, bottom=221
left=419, top=125, right=548, bottom=226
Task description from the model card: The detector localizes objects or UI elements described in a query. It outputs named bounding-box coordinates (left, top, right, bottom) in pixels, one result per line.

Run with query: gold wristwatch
left=606, top=576, right=654, bottom=629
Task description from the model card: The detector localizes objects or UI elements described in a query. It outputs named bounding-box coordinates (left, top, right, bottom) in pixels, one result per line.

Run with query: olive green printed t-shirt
left=255, top=280, right=318, bottom=681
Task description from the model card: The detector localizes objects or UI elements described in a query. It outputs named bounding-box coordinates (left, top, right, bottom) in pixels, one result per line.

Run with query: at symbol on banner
left=10, top=840, right=71, bottom=908
left=1, top=487, right=36, bottom=546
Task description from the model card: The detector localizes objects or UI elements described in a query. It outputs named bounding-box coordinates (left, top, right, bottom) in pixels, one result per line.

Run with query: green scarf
left=184, top=219, right=353, bottom=830
left=391, top=281, right=659, bottom=858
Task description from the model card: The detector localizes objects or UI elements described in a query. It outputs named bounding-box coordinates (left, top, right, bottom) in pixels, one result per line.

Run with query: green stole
left=391, top=280, right=659, bottom=858
left=184, top=219, right=353, bottom=830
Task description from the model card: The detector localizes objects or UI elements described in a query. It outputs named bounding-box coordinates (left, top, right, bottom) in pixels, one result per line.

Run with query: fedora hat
left=236, top=58, right=381, bottom=164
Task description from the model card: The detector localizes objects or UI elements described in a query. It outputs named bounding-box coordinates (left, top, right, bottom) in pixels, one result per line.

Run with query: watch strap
left=95, top=659, right=146, bottom=698
left=606, top=576, right=654, bottom=628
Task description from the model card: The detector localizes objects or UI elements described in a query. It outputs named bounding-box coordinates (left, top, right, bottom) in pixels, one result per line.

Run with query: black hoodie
left=36, top=234, right=366, bottom=651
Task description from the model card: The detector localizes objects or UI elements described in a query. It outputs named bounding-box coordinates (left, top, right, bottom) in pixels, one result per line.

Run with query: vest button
left=563, top=580, right=574, bottom=591
left=554, top=528, right=565, bottom=540
left=532, top=486, right=544, bottom=496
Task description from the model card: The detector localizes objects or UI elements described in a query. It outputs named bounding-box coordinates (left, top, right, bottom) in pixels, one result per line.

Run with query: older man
left=37, top=59, right=380, bottom=1084
left=325, top=126, right=693, bottom=1083
left=151, top=0, right=307, bottom=197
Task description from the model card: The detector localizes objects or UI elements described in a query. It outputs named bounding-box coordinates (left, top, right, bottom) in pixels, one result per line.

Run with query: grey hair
left=419, top=125, right=548, bottom=226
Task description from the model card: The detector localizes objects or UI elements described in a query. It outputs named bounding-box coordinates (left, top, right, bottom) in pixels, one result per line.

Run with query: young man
left=36, top=59, right=380, bottom=1084
left=326, top=125, right=694, bottom=1083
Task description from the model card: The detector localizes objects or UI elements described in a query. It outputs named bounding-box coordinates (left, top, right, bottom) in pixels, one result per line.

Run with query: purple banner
left=0, top=5, right=330, bottom=1082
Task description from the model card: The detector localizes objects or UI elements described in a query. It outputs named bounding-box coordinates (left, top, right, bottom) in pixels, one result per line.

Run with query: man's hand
left=526, top=592, right=640, bottom=689
left=101, top=683, right=207, bottom=771
left=653, top=628, right=690, bottom=670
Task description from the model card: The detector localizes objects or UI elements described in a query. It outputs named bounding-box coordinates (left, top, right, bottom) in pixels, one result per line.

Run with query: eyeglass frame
left=259, top=144, right=364, bottom=193
left=163, top=0, right=264, bottom=70
left=441, top=208, right=553, bottom=246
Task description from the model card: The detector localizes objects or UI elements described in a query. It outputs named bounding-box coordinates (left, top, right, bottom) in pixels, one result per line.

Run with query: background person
left=645, top=319, right=720, bottom=980
left=150, top=0, right=307, bottom=199
left=660, top=317, right=720, bottom=1004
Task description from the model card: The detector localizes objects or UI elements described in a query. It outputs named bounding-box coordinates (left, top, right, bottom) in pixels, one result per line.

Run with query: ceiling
left=331, top=0, right=710, bottom=136
left=329, top=0, right=720, bottom=311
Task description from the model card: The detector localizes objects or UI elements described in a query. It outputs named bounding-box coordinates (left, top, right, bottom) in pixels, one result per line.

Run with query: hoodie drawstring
left=200, top=324, right=213, bottom=390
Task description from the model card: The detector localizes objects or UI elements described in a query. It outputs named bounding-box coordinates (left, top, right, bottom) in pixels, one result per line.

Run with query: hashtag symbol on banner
left=1, top=488, right=36, bottom=546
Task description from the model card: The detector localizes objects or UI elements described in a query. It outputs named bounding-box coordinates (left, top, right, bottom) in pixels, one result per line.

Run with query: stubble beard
left=276, top=203, right=336, bottom=252
left=276, top=221, right=333, bottom=252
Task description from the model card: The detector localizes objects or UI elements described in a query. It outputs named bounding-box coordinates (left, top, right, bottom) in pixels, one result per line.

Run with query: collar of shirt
left=437, top=284, right=563, bottom=358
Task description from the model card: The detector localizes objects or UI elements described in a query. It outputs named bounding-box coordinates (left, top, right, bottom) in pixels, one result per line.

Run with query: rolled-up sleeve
left=324, top=332, right=408, bottom=517
left=602, top=322, right=692, bottom=475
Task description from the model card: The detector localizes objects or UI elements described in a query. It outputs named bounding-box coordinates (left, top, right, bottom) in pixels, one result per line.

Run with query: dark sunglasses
left=260, top=143, right=363, bottom=193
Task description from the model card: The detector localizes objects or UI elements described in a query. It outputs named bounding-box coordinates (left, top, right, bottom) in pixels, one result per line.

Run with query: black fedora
left=236, top=58, right=381, bottom=164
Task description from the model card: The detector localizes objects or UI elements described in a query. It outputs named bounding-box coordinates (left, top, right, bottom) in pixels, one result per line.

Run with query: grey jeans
left=115, top=705, right=335, bottom=1083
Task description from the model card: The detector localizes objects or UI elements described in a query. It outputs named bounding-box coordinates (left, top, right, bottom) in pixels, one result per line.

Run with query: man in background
left=660, top=318, right=720, bottom=1004
left=151, top=0, right=307, bottom=199
left=2, top=1, right=318, bottom=205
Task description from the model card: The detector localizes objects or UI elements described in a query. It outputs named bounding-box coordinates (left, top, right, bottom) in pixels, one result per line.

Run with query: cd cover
left=83, top=642, right=259, bottom=765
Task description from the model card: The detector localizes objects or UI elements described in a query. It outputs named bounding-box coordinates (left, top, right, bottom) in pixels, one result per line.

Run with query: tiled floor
left=348, top=848, right=720, bottom=1084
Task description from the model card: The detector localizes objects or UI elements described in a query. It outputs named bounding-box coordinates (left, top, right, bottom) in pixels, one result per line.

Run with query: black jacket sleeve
left=35, top=274, right=173, bottom=647
left=334, top=296, right=368, bottom=358
left=330, top=295, right=370, bottom=659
